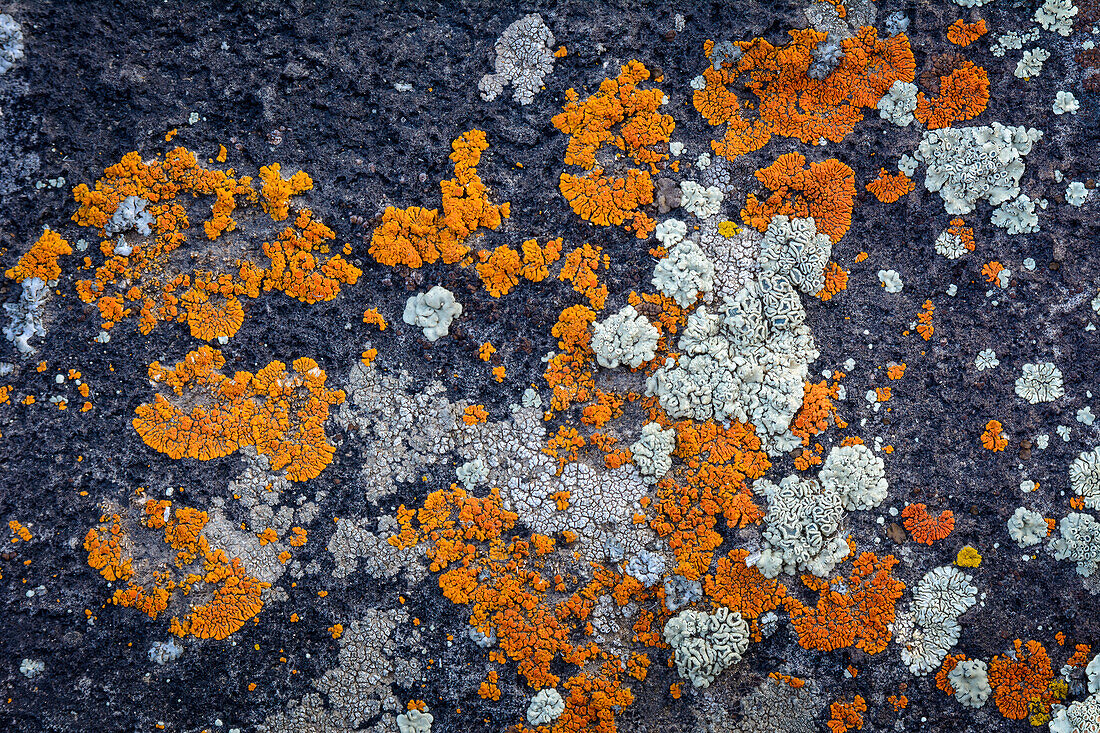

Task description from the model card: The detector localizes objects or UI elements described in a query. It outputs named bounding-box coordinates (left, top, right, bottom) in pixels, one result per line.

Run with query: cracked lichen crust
left=478, top=14, right=555, bottom=105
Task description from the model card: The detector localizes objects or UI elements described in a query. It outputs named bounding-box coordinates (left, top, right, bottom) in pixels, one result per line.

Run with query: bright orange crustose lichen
left=982, top=260, right=1004, bottom=284
left=8, top=520, right=32, bottom=542
left=866, top=169, right=915, bottom=203
left=258, top=163, right=313, bottom=222
left=369, top=130, right=510, bottom=269
left=741, top=152, right=856, bottom=244
left=901, top=503, right=955, bottom=545
left=476, top=244, right=523, bottom=297
left=71, top=148, right=358, bottom=340
left=948, top=218, right=976, bottom=251
left=887, top=363, right=906, bottom=380
left=85, top=502, right=271, bottom=640
left=947, top=19, right=988, bottom=47
left=362, top=308, right=387, bottom=330
left=914, top=60, right=989, bottom=130
left=552, top=61, right=671, bottom=238
left=694, top=29, right=915, bottom=160
left=827, top=695, right=868, bottom=733
left=816, top=262, right=849, bottom=301
left=989, top=639, right=1057, bottom=721
left=131, top=346, right=344, bottom=481
left=5, top=229, right=72, bottom=282
left=981, top=419, right=1008, bottom=451
left=916, top=300, right=934, bottom=341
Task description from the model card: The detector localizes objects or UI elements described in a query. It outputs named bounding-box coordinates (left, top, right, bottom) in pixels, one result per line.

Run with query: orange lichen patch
left=791, top=380, right=841, bottom=445
left=544, top=305, right=597, bottom=413
left=787, top=551, right=905, bottom=654
left=741, top=153, right=857, bottom=244
left=132, top=347, right=344, bottom=481
left=463, top=405, right=489, bottom=425
left=478, top=671, right=502, bottom=701
left=169, top=551, right=268, bottom=640
left=914, top=61, right=989, bottom=129
left=705, top=548, right=788, bottom=619
left=672, top=420, right=770, bottom=531
left=260, top=209, right=361, bottom=304
left=695, top=29, right=915, bottom=160
left=478, top=342, right=496, bottom=362
left=827, top=695, right=867, bottom=733
left=328, top=623, right=344, bottom=639
left=948, top=218, right=976, bottom=251
left=369, top=130, right=510, bottom=269
left=982, top=260, right=1004, bottom=283
left=916, top=300, right=934, bottom=341
left=888, top=694, right=908, bottom=711
left=476, top=244, right=523, bottom=297
left=558, top=169, right=656, bottom=239
left=258, top=164, right=313, bottom=222
left=71, top=148, right=356, bottom=338
left=86, top=503, right=270, bottom=638
left=559, top=244, right=609, bottom=309
left=887, top=363, right=906, bottom=380
left=936, top=653, right=967, bottom=695
left=901, top=503, right=955, bottom=545
left=866, top=169, right=915, bottom=203
left=492, top=366, right=506, bottom=383
left=545, top=426, right=586, bottom=471
left=989, top=639, right=1056, bottom=721
left=875, top=387, right=892, bottom=402
left=947, top=19, right=988, bottom=47
left=362, top=308, right=387, bottom=330
left=5, top=229, right=72, bottom=282
left=816, top=262, right=849, bottom=301
left=552, top=61, right=670, bottom=238
left=519, top=237, right=563, bottom=282
left=981, top=420, right=1008, bottom=452
left=8, top=520, right=32, bottom=542
left=769, top=672, right=806, bottom=689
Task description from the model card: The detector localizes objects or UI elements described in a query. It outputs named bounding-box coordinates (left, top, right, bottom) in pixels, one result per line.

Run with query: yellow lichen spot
left=717, top=220, right=741, bottom=237
left=956, top=545, right=982, bottom=568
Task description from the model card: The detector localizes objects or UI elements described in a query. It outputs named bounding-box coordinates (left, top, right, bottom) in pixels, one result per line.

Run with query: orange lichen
left=476, top=244, right=523, bottom=297
left=982, top=261, right=1004, bottom=283
left=478, top=671, right=502, bottom=701
left=741, top=153, right=857, bottom=243
left=559, top=244, right=609, bottom=310
left=887, top=363, right=906, bottom=380
left=71, top=148, right=357, bottom=339
left=791, top=380, right=841, bottom=446
left=8, top=520, right=32, bottom=542
left=5, top=229, right=72, bottom=282
left=827, top=695, right=867, bottom=733
left=463, top=405, right=489, bottom=425
left=816, top=262, right=849, bottom=301
left=369, top=130, right=510, bottom=268
left=258, top=163, right=313, bottom=222
left=916, top=300, right=934, bottom=341
left=981, top=420, right=1008, bottom=452
left=519, top=237, right=563, bottom=282
left=132, top=347, right=344, bottom=481
left=86, top=502, right=270, bottom=639
left=705, top=548, right=788, bottom=620
left=888, top=694, right=908, bottom=711
left=948, top=218, right=976, bottom=251
left=552, top=61, right=671, bottom=238
left=362, top=308, right=387, bottom=330
left=948, top=19, right=988, bottom=47
left=478, top=342, right=496, bottom=362
left=989, top=639, right=1056, bottom=721
left=695, top=29, right=915, bottom=160
left=937, top=653, right=967, bottom=695
left=787, top=551, right=905, bottom=654
left=901, top=503, right=955, bottom=545
left=914, top=61, right=989, bottom=129
left=866, top=169, right=915, bottom=203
